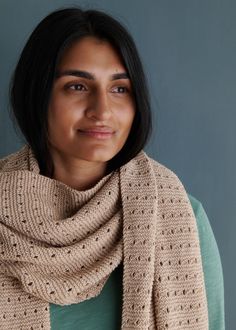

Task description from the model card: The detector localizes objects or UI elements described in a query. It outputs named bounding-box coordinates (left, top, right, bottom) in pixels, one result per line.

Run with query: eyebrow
left=55, top=69, right=130, bottom=81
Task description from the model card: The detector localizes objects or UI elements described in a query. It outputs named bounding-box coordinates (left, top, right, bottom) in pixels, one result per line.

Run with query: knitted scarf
left=0, top=145, right=208, bottom=329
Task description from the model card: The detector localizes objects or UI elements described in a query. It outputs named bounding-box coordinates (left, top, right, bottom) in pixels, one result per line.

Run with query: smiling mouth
left=77, top=130, right=115, bottom=140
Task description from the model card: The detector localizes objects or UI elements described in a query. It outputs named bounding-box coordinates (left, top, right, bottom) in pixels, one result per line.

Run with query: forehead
left=57, top=36, right=126, bottom=73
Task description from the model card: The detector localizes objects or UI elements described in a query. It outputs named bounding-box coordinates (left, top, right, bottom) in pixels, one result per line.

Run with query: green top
left=50, top=194, right=225, bottom=330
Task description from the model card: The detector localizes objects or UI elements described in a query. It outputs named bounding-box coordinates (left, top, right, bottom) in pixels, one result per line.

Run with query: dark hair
left=9, top=6, right=152, bottom=177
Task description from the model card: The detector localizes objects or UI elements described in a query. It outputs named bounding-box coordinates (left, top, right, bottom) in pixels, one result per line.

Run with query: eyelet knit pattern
left=0, top=145, right=208, bottom=329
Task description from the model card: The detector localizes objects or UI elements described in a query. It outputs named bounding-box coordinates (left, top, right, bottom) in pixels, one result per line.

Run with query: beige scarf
left=0, top=145, right=208, bottom=329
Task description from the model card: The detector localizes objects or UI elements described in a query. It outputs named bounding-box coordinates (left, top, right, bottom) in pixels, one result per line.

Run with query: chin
left=77, top=151, right=116, bottom=163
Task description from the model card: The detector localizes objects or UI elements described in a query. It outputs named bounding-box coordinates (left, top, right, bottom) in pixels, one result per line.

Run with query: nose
left=85, top=89, right=112, bottom=121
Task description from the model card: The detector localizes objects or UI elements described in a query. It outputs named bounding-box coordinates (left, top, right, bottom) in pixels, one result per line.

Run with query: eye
left=112, top=86, right=129, bottom=93
left=67, top=83, right=87, bottom=91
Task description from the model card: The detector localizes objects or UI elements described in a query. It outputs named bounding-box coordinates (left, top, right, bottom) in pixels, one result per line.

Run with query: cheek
left=48, top=96, right=81, bottom=128
left=120, top=106, right=135, bottom=131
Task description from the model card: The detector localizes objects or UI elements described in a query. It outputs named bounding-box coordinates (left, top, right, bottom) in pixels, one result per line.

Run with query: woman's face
left=47, top=36, right=135, bottom=167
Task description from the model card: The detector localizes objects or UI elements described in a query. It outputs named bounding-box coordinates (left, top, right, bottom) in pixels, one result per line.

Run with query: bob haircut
left=9, top=7, right=152, bottom=177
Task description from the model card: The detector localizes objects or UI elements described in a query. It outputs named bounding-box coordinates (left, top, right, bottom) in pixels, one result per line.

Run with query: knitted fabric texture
left=0, top=145, right=208, bottom=329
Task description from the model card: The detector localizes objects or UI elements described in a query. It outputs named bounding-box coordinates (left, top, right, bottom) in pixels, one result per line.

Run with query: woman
left=0, top=7, right=224, bottom=330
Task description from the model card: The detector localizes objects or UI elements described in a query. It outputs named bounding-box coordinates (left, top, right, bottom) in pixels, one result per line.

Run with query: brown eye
left=68, top=84, right=87, bottom=91
left=112, top=86, right=129, bottom=93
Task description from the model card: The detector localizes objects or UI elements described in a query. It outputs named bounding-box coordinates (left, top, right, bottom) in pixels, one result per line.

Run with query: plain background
left=0, top=0, right=235, bottom=328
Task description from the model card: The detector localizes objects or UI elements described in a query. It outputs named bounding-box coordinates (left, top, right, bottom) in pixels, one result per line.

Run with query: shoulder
left=0, top=153, right=13, bottom=171
left=146, top=154, right=206, bottom=220
left=147, top=155, right=178, bottom=179
left=146, top=154, right=189, bottom=196
left=0, top=145, right=28, bottom=172
left=146, top=154, right=219, bottom=246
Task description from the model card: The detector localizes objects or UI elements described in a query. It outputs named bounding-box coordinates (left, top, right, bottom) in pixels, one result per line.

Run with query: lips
left=77, top=127, right=115, bottom=140
left=78, top=126, right=115, bottom=133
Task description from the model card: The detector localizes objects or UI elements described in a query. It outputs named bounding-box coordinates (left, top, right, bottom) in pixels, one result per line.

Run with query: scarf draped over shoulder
left=0, top=145, right=208, bottom=329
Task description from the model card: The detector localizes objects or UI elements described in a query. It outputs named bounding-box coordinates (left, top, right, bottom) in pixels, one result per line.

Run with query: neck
left=49, top=151, right=108, bottom=191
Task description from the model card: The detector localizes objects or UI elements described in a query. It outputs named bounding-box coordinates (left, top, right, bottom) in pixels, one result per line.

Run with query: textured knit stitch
left=0, top=145, right=208, bottom=329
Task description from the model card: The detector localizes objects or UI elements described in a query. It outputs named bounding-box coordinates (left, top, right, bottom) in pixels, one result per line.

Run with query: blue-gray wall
left=0, top=1, right=235, bottom=328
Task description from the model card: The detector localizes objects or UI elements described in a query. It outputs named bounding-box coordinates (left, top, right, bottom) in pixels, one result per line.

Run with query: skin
left=47, top=36, right=136, bottom=191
